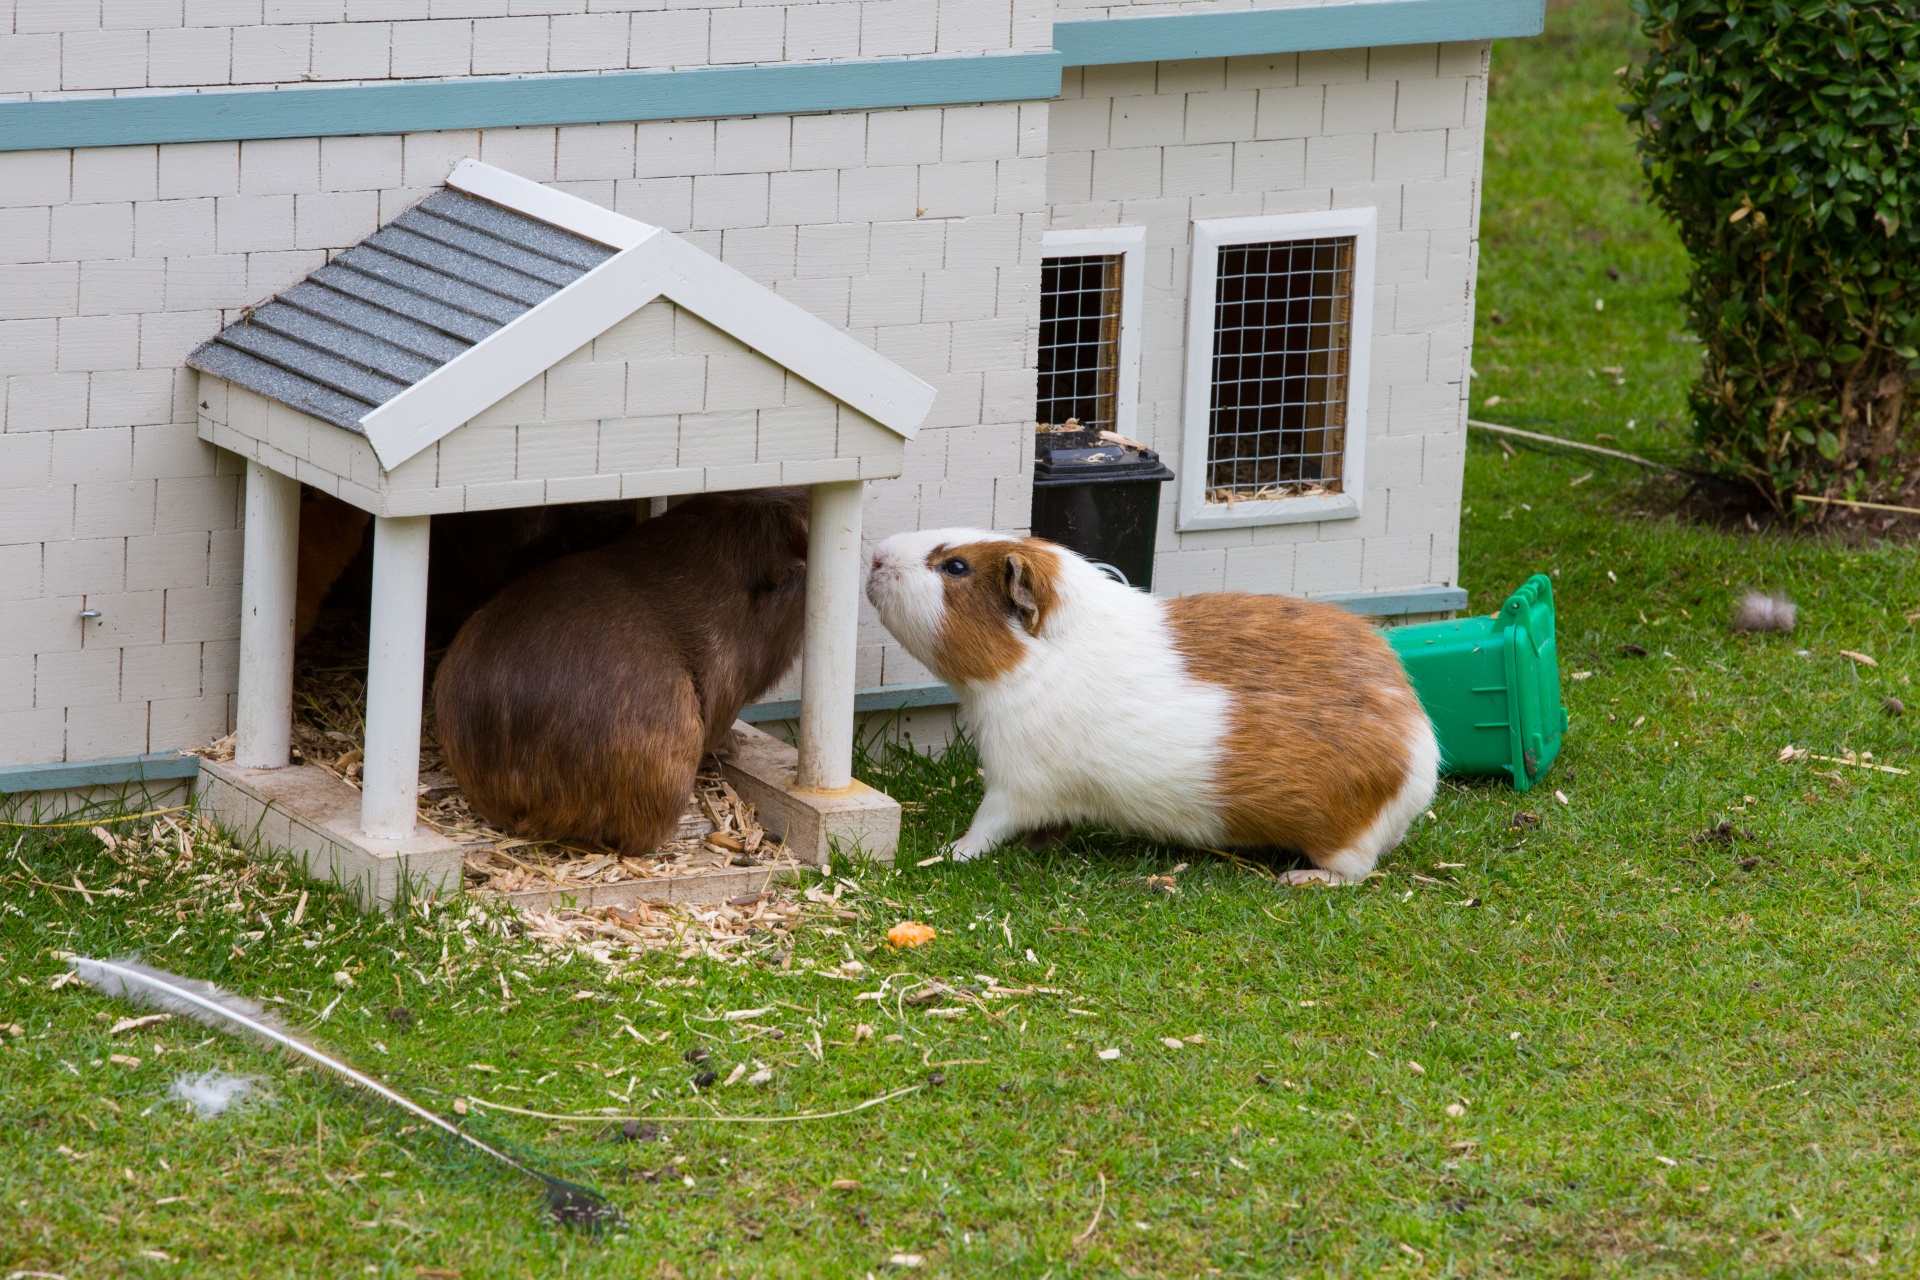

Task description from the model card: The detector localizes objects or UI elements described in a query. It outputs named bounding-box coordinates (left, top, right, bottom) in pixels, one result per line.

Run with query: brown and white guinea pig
left=432, top=489, right=810, bottom=855
left=865, top=529, right=1439, bottom=883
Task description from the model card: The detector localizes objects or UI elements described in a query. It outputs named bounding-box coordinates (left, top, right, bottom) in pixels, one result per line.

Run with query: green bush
left=1623, top=0, right=1920, bottom=506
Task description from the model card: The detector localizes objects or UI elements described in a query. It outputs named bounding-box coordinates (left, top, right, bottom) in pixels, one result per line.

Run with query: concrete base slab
left=195, top=758, right=464, bottom=910
left=719, top=722, right=900, bottom=866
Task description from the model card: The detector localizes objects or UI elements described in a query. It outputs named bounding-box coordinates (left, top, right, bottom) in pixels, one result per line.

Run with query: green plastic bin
left=1386, top=574, right=1568, bottom=791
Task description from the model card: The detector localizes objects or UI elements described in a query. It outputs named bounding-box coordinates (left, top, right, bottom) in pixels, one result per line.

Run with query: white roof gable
left=355, top=160, right=935, bottom=470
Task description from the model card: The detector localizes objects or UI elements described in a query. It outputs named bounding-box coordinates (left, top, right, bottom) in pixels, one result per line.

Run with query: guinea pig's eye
left=938, top=557, right=971, bottom=578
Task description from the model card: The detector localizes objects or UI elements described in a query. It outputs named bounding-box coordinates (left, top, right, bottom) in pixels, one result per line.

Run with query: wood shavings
left=1206, top=481, right=1336, bottom=505
left=515, top=883, right=844, bottom=965
left=446, top=764, right=804, bottom=901
left=215, top=657, right=806, bottom=903
left=109, top=1014, right=171, bottom=1036
left=1778, top=744, right=1909, bottom=775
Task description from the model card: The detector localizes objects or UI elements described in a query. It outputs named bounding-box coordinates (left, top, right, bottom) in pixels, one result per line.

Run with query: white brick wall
left=1047, top=43, right=1486, bottom=599
left=1, top=0, right=1039, bottom=97
left=0, top=11, right=1494, bottom=771
left=0, top=99, right=1043, bottom=765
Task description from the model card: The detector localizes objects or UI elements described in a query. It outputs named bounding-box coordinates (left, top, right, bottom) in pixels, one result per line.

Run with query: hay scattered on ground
left=519, top=890, right=813, bottom=965
left=6, top=807, right=826, bottom=967
left=197, top=660, right=802, bottom=902
left=455, top=766, right=802, bottom=897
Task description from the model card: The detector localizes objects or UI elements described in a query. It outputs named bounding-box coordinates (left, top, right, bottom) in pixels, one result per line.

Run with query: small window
left=1179, top=210, right=1376, bottom=531
left=1037, top=227, right=1146, bottom=439
left=1038, top=255, right=1122, bottom=433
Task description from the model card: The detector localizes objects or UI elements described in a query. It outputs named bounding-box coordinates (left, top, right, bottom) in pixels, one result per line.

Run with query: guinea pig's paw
left=943, top=835, right=999, bottom=862
left=1279, top=867, right=1361, bottom=888
left=941, top=842, right=983, bottom=863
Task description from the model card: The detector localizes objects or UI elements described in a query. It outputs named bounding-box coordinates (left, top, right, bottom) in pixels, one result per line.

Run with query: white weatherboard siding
left=1046, top=43, right=1486, bottom=598
left=0, top=0, right=1052, bottom=96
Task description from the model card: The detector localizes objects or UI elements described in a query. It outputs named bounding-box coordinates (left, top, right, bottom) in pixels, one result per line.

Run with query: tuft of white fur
left=868, top=528, right=1232, bottom=858
left=1732, top=589, right=1796, bottom=634
left=1312, top=714, right=1440, bottom=883
left=170, top=1070, right=265, bottom=1118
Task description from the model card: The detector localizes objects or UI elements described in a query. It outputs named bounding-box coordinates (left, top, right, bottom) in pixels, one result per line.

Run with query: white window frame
left=1177, top=208, right=1377, bottom=532
left=1039, top=226, right=1147, bottom=442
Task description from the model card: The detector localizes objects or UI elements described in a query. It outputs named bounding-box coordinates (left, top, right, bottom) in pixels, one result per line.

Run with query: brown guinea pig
left=295, top=489, right=371, bottom=640
left=432, top=489, right=809, bottom=854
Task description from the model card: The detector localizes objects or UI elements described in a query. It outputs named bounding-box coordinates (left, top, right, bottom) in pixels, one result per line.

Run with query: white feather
left=68, top=955, right=612, bottom=1222
left=170, top=1070, right=264, bottom=1118
left=1733, top=589, right=1796, bottom=633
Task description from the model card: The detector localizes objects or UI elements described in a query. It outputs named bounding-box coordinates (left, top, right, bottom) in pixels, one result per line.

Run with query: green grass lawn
left=7, top=5, right=1920, bottom=1276
left=1472, top=0, right=1699, bottom=464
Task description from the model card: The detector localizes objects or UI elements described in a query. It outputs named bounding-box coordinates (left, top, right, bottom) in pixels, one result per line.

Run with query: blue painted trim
left=0, top=751, right=202, bottom=795
left=740, top=681, right=957, bottom=724
left=1055, top=0, right=1544, bottom=66
left=1321, top=584, right=1470, bottom=617
left=0, top=51, right=1064, bottom=153
left=0, top=0, right=1549, bottom=154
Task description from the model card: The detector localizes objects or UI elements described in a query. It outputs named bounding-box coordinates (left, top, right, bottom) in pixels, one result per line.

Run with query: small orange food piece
left=886, top=921, right=937, bottom=949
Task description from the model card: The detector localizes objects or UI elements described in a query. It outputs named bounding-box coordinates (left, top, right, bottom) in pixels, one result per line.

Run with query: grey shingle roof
left=188, top=189, right=618, bottom=433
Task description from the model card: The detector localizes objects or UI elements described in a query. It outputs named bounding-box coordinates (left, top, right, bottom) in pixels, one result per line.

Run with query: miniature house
left=186, top=160, right=927, bottom=898
left=0, top=0, right=1544, bottom=893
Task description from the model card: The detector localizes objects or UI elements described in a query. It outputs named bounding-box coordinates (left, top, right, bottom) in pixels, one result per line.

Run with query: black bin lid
left=1033, top=428, right=1175, bottom=486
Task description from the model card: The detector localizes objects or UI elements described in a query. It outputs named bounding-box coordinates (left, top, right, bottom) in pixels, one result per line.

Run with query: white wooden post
left=798, top=480, right=862, bottom=791
left=360, top=515, right=432, bottom=838
left=235, top=461, right=300, bottom=770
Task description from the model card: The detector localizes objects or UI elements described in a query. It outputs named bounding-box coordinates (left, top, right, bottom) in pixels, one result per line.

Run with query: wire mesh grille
left=1205, top=236, right=1354, bottom=502
left=1037, top=254, right=1123, bottom=434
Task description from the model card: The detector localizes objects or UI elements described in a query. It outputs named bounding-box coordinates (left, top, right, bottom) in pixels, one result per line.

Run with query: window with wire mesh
left=1205, top=236, right=1354, bottom=503
left=1037, top=254, right=1123, bottom=435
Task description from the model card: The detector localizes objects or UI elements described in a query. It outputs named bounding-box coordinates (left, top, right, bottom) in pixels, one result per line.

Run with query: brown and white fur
left=865, top=529, right=1439, bottom=883
left=433, top=489, right=809, bottom=855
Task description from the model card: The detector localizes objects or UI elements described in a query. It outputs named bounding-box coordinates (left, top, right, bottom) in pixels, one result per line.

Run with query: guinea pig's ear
left=1003, top=550, right=1052, bottom=635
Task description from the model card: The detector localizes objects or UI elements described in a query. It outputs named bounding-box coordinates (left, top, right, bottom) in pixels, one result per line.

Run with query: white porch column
left=235, top=461, right=300, bottom=770
left=360, top=514, right=432, bottom=838
left=797, top=480, right=863, bottom=791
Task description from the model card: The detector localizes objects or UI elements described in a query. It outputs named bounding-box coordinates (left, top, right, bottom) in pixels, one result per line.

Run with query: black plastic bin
left=1030, top=429, right=1175, bottom=590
